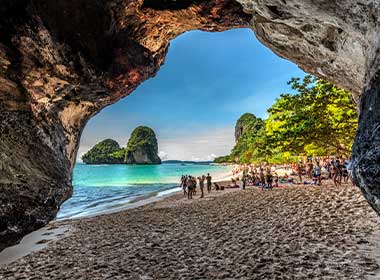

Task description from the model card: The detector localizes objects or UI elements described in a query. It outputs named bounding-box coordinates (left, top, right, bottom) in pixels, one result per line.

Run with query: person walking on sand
left=198, top=175, right=205, bottom=198
left=206, top=173, right=212, bottom=193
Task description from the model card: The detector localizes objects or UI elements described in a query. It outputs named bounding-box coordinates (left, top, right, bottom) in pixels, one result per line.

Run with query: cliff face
left=125, top=126, right=161, bottom=164
left=234, top=113, right=263, bottom=143
left=1, top=0, right=380, bottom=250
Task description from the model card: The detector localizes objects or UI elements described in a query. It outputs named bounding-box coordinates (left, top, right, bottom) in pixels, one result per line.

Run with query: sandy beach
left=1, top=181, right=380, bottom=279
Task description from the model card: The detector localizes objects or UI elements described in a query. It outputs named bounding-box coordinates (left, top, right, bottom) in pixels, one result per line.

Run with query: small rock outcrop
left=82, top=139, right=125, bottom=164
left=125, top=126, right=161, bottom=164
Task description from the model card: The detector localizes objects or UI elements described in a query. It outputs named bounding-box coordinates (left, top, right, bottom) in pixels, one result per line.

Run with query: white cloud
left=158, top=127, right=235, bottom=161
left=159, top=151, right=169, bottom=160
left=77, top=127, right=235, bottom=162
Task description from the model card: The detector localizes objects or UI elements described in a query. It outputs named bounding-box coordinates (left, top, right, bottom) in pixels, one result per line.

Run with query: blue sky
left=78, top=28, right=305, bottom=161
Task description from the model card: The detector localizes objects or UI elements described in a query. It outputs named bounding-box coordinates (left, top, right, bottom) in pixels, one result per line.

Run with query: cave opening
left=57, top=28, right=307, bottom=219
left=2, top=2, right=380, bottom=276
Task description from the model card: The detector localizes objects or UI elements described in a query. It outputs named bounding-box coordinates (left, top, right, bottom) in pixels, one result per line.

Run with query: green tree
left=214, top=75, right=357, bottom=164
left=82, top=139, right=125, bottom=164
left=266, top=75, right=357, bottom=157
left=125, top=126, right=161, bottom=164
left=213, top=155, right=233, bottom=163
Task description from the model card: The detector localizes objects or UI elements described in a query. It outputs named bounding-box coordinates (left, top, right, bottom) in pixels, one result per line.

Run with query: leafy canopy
left=266, top=75, right=357, bottom=157
left=126, top=126, right=158, bottom=153
left=82, top=139, right=125, bottom=164
left=214, top=75, right=357, bottom=164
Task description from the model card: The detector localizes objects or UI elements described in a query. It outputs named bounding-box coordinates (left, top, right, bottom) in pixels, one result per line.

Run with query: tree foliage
left=82, top=139, right=125, bottom=164
left=231, top=113, right=265, bottom=161
left=126, top=126, right=159, bottom=153
left=266, top=75, right=357, bottom=157
left=214, top=75, right=358, bottom=164
left=125, top=126, right=161, bottom=164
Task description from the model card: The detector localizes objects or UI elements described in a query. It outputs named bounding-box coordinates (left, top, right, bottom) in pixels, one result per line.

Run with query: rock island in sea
left=82, top=126, right=161, bottom=165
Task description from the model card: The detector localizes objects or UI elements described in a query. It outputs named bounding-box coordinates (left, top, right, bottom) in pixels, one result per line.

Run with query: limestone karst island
left=2, top=1, right=380, bottom=280
left=82, top=126, right=161, bottom=164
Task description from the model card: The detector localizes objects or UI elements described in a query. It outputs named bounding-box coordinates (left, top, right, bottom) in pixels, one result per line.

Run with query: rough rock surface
left=1, top=0, right=380, bottom=249
left=125, top=126, right=161, bottom=164
left=234, top=113, right=263, bottom=142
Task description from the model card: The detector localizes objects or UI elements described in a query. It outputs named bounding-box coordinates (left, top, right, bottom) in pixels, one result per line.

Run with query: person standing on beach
left=325, top=160, right=332, bottom=179
left=242, top=172, right=247, bottom=190
left=259, top=168, right=265, bottom=187
left=192, top=176, right=197, bottom=196
left=313, top=162, right=322, bottom=186
left=187, top=177, right=193, bottom=199
left=306, top=160, right=313, bottom=179
left=181, top=175, right=187, bottom=196
left=296, top=162, right=303, bottom=184
left=331, top=161, right=339, bottom=186
left=340, top=159, right=349, bottom=184
left=206, top=173, right=212, bottom=193
left=198, top=175, right=205, bottom=198
left=264, top=171, right=273, bottom=190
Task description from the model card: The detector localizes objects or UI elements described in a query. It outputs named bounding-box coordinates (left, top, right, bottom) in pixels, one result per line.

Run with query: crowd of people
left=231, top=165, right=279, bottom=190
left=292, top=157, right=351, bottom=186
left=180, top=174, right=212, bottom=200
left=179, top=157, right=352, bottom=200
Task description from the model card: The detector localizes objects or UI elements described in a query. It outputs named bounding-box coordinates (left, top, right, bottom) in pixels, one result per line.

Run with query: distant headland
left=163, top=160, right=213, bottom=165
left=82, top=126, right=161, bottom=165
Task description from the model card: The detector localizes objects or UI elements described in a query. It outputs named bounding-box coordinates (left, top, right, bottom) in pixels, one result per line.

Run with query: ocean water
left=57, top=163, right=231, bottom=220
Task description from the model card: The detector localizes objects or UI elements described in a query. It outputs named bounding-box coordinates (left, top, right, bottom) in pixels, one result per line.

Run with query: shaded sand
left=0, top=224, right=70, bottom=266
left=1, top=182, right=380, bottom=279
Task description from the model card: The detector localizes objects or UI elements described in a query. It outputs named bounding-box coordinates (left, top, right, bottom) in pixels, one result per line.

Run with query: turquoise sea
left=57, top=163, right=231, bottom=220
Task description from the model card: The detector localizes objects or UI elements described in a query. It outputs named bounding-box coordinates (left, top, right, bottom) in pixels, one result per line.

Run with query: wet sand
left=1, top=181, right=379, bottom=279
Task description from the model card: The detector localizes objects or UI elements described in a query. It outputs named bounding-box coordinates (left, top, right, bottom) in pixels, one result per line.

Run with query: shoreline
left=58, top=164, right=233, bottom=220
left=0, top=180, right=237, bottom=266
left=0, top=172, right=235, bottom=265
left=1, top=181, right=380, bottom=279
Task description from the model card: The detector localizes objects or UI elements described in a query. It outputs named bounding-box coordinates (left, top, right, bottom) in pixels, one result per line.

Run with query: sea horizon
left=57, top=162, right=232, bottom=220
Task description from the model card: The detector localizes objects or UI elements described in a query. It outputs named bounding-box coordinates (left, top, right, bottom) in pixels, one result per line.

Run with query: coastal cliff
left=2, top=0, right=380, bottom=250
left=81, top=127, right=161, bottom=165
left=125, top=126, right=161, bottom=164
left=215, top=113, right=264, bottom=163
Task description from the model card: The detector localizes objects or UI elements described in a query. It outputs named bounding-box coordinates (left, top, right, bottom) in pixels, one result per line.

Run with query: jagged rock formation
left=82, top=139, right=125, bottom=164
left=1, top=0, right=380, bottom=250
left=235, top=113, right=263, bottom=142
left=125, top=126, right=161, bottom=164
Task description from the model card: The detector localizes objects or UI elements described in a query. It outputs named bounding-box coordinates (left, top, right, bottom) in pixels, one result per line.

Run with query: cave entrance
left=57, top=28, right=306, bottom=219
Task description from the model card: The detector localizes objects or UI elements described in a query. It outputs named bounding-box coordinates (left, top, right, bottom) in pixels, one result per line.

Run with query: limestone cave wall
left=1, top=0, right=380, bottom=250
